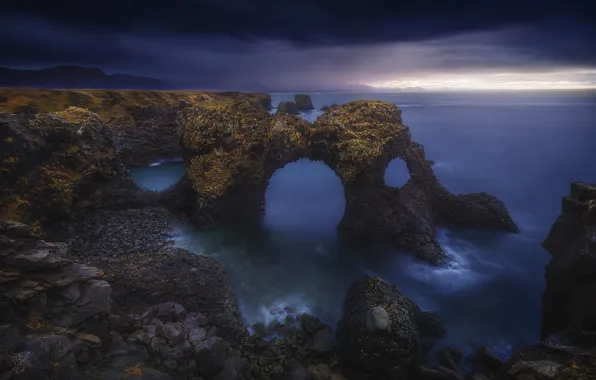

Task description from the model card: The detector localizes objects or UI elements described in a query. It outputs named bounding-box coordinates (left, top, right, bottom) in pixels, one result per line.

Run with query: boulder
left=277, top=101, right=300, bottom=115
left=294, top=94, right=315, bottom=111
left=177, top=100, right=518, bottom=265
left=336, top=276, right=445, bottom=379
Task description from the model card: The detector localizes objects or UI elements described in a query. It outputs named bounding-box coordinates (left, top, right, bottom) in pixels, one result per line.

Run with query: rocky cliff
left=0, top=88, right=272, bottom=166
left=178, top=99, right=518, bottom=265
left=0, top=107, right=144, bottom=234
left=491, top=182, right=596, bottom=380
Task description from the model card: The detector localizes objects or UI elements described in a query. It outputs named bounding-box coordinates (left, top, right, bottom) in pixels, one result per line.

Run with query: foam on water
left=402, top=229, right=487, bottom=292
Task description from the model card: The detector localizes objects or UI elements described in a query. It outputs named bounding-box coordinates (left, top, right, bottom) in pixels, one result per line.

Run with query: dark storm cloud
left=1, top=1, right=595, bottom=89
left=2, top=0, right=595, bottom=46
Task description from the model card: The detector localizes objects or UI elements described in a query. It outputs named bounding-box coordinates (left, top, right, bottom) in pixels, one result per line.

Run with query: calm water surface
left=130, top=90, right=596, bottom=359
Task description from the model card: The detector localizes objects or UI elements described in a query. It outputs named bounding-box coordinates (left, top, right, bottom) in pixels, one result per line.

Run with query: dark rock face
left=178, top=100, right=518, bottom=265
left=294, top=94, right=315, bottom=111
left=65, top=205, right=247, bottom=343
left=0, top=108, right=143, bottom=233
left=0, top=220, right=112, bottom=327
left=541, top=182, right=596, bottom=339
left=0, top=220, right=113, bottom=379
left=336, top=276, right=445, bottom=380
left=277, top=101, right=300, bottom=115
left=102, top=247, right=247, bottom=343
left=494, top=182, right=596, bottom=380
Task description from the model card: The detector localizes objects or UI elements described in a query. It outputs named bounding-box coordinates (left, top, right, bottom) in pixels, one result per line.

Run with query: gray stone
left=365, top=306, right=391, bottom=333
left=188, top=327, right=207, bottom=343
left=163, top=322, right=186, bottom=344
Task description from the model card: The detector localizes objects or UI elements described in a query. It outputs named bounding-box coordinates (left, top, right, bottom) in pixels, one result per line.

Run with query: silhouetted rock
left=294, top=94, right=315, bottom=110
left=541, top=182, right=596, bottom=338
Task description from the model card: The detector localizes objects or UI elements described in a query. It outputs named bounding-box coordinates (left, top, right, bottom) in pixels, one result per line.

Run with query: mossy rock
left=178, top=99, right=518, bottom=265
left=0, top=107, right=133, bottom=232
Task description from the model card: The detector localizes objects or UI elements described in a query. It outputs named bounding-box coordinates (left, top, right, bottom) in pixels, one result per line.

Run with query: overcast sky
left=1, top=0, right=595, bottom=90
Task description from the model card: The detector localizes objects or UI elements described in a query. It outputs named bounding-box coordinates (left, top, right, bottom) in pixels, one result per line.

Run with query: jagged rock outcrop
left=277, top=101, right=300, bottom=115
left=336, top=276, right=445, bottom=380
left=0, top=107, right=144, bottom=234
left=295, top=94, right=315, bottom=111
left=0, top=88, right=272, bottom=166
left=0, top=220, right=112, bottom=327
left=0, top=220, right=114, bottom=379
left=541, top=182, right=596, bottom=339
left=492, top=182, right=596, bottom=380
left=178, top=100, right=518, bottom=265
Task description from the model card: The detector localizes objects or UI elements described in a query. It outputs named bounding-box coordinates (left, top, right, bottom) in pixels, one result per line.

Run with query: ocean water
left=130, top=90, right=596, bottom=359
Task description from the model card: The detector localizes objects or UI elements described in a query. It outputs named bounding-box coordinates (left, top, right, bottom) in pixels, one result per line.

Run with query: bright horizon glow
left=366, top=69, right=596, bottom=90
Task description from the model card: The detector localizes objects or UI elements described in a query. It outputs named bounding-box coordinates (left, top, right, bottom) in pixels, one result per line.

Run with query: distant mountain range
left=0, top=66, right=169, bottom=90
left=0, top=65, right=420, bottom=93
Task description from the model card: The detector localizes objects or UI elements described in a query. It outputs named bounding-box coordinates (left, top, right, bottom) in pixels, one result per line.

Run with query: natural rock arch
left=264, top=158, right=346, bottom=230
left=384, top=157, right=411, bottom=188
left=177, top=99, right=519, bottom=265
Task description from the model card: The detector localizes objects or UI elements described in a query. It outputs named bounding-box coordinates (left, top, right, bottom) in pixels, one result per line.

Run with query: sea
left=129, top=90, right=596, bottom=360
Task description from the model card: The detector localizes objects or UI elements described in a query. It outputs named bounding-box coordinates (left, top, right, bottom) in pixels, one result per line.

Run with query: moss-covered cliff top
left=312, top=100, right=408, bottom=182
left=179, top=99, right=310, bottom=201
left=0, top=88, right=271, bottom=126
left=0, top=107, right=124, bottom=231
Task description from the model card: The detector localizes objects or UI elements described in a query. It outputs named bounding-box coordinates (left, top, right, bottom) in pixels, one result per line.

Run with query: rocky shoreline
left=1, top=90, right=595, bottom=379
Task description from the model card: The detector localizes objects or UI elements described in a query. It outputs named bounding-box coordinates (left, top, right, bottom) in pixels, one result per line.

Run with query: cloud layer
left=1, top=1, right=595, bottom=90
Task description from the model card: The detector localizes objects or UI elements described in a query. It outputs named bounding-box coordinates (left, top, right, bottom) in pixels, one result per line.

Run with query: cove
left=129, top=90, right=596, bottom=361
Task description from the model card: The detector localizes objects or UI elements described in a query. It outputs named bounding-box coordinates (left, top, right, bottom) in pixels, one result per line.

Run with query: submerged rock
left=336, top=276, right=445, bottom=379
left=295, top=94, right=315, bottom=110
left=277, top=101, right=300, bottom=115
left=178, top=100, right=518, bottom=265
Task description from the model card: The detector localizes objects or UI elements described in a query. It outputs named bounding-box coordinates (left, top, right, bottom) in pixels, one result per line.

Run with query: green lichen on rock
left=0, top=88, right=273, bottom=166
left=179, top=100, right=310, bottom=224
left=312, top=100, right=407, bottom=183
left=0, top=107, right=135, bottom=232
left=176, top=98, right=518, bottom=265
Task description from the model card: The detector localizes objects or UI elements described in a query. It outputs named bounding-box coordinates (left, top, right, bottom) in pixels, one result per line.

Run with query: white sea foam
left=403, top=230, right=487, bottom=292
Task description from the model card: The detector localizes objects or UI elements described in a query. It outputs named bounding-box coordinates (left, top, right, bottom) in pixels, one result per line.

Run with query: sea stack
left=294, top=93, right=315, bottom=110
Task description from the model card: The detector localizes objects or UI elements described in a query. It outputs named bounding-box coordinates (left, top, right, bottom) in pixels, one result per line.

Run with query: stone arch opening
left=263, top=158, right=346, bottom=232
left=384, top=157, right=411, bottom=188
